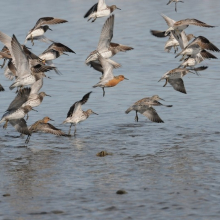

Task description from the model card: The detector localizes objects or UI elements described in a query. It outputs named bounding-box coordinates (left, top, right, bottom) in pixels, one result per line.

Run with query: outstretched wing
left=7, top=88, right=31, bottom=111
left=168, top=78, right=186, bottom=94
left=67, top=92, right=92, bottom=117
left=9, top=119, right=31, bottom=135
left=84, top=3, right=98, bottom=18
left=33, top=123, right=69, bottom=136
left=31, top=17, right=68, bottom=31
left=174, top=19, right=215, bottom=28
left=97, top=15, right=114, bottom=52
left=45, top=42, right=75, bottom=54
left=139, top=107, right=164, bottom=123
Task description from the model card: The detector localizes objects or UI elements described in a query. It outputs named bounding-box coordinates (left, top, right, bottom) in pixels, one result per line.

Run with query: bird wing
left=84, top=3, right=98, bottom=18
left=7, top=88, right=31, bottom=111
left=9, top=119, right=31, bottom=135
left=30, top=78, right=43, bottom=95
left=89, top=61, right=103, bottom=74
left=98, top=55, right=114, bottom=80
left=0, top=31, right=17, bottom=65
left=161, top=14, right=176, bottom=27
left=98, top=0, right=107, bottom=11
left=139, top=107, right=164, bottom=123
left=109, top=42, right=134, bottom=53
left=200, top=50, right=217, bottom=59
left=46, top=42, right=75, bottom=53
left=168, top=78, right=186, bottom=94
left=0, top=51, right=12, bottom=59
left=97, top=15, right=114, bottom=52
left=31, top=17, right=68, bottom=31
left=196, top=36, right=220, bottom=52
left=31, top=63, right=56, bottom=73
left=4, top=60, right=16, bottom=80
left=33, top=123, right=69, bottom=136
left=174, top=19, right=215, bottom=28
left=11, top=35, right=31, bottom=78
left=150, top=30, right=167, bottom=38
left=67, top=91, right=92, bottom=118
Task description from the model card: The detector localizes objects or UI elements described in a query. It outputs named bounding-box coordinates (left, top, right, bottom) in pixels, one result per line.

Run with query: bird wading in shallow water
left=63, top=92, right=98, bottom=135
left=25, top=117, right=70, bottom=144
left=125, top=95, right=172, bottom=123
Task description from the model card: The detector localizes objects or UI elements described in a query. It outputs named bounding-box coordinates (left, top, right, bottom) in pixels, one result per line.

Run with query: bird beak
left=159, top=98, right=165, bottom=101
left=32, top=109, right=38, bottom=112
left=124, top=77, right=129, bottom=80
left=93, top=111, right=99, bottom=115
left=117, top=7, right=121, bottom=10
left=46, top=94, right=51, bottom=97
left=49, top=28, right=53, bottom=31
left=49, top=118, right=54, bottom=121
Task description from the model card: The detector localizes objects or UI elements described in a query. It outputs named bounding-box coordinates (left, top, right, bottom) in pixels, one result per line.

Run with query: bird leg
left=31, top=35, right=34, bottom=46
left=163, top=79, right=168, bottom=87
left=175, top=2, right=177, bottom=12
left=102, top=87, right=105, bottom=97
left=1, top=59, right=6, bottom=68
left=25, top=135, right=31, bottom=144
left=135, top=111, right=139, bottom=122
left=74, top=125, right=76, bottom=136
left=26, top=113, right=29, bottom=121
left=3, top=120, right=8, bottom=129
left=68, top=124, right=72, bottom=135
left=87, top=17, right=92, bottom=22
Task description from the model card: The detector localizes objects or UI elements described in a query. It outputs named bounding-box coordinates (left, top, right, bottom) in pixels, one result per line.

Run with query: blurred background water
left=0, top=0, right=220, bottom=219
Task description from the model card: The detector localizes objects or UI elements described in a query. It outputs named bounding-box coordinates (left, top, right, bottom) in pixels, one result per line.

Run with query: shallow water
left=0, top=0, right=220, bottom=219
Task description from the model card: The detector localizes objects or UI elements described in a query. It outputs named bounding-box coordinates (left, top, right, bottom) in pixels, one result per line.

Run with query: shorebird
left=39, top=42, right=75, bottom=62
left=0, top=32, right=50, bottom=90
left=88, top=42, right=133, bottom=72
left=167, top=0, right=184, bottom=12
left=9, top=72, right=47, bottom=91
left=0, top=105, right=35, bottom=129
left=0, top=83, right=4, bottom=92
left=6, top=79, right=49, bottom=117
left=158, top=67, right=208, bottom=93
left=93, top=54, right=128, bottom=97
left=25, top=17, right=67, bottom=45
left=125, top=95, right=172, bottom=123
left=84, top=0, right=121, bottom=22
left=86, top=15, right=127, bottom=69
left=175, top=36, right=220, bottom=60
left=63, top=92, right=98, bottom=135
left=25, top=117, right=70, bottom=144
left=150, top=30, right=195, bottom=53
left=165, top=18, right=215, bottom=37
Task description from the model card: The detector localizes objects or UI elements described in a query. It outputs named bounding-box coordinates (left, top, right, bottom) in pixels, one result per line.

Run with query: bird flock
left=0, top=0, right=219, bottom=145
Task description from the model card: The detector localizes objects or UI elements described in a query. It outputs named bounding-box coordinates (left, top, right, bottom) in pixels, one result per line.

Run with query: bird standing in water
left=63, top=92, right=98, bottom=135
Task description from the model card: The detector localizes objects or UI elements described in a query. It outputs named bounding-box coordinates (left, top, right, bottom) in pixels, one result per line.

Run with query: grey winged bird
left=125, top=95, right=172, bottom=123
